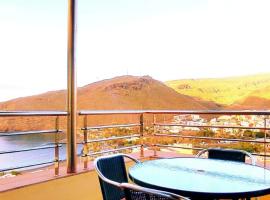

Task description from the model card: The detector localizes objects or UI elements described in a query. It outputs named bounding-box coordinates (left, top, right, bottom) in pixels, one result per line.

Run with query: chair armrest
left=122, top=154, right=141, bottom=164
left=94, top=153, right=141, bottom=187
left=195, top=149, right=208, bottom=158
left=241, top=150, right=256, bottom=166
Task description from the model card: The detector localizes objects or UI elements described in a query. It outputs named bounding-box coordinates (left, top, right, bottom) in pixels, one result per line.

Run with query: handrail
left=155, top=144, right=270, bottom=158
left=79, top=109, right=270, bottom=115
left=0, top=109, right=270, bottom=116
left=148, top=110, right=270, bottom=115
left=85, top=134, right=140, bottom=143
left=82, top=123, right=140, bottom=130
left=0, top=109, right=269, bottom=117
left=80, top=110, right=144, bottom=115
left=156, top=144, right=204, bottom=151
left=154, top=133, right=270, bottom=144
left=0, top=130, right=62, bottom=137
left=0, top=144, right=62, bottom=155
left=154, top=123, right=270, bottom=130
left=0, top=111, right=67, bottom=117
left=88, top=145, right=141, bottom=156
left=0, top=160, right=64, bottom=172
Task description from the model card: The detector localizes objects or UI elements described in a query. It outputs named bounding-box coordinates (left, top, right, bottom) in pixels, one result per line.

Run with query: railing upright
left=83, top=115, right=88, bottom=169
left=264, top=116, right=267, bottom=168
left=2, top=110, right=270, bottom=174
left=140, top=114, right=144, bottom=158
left=153, top=114, right=157, bottom=157
left=54, top=116, right=60, bottom=176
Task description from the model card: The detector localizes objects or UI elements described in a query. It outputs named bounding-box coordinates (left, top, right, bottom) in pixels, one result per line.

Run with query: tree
left=255, top=132, right=265, bottom=138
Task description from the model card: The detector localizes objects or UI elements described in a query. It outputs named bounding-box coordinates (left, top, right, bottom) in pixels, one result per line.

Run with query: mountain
left=0, top=75, right=219, bottom=131
left=165, top=73, right=270, bottom=106
left=227, top=96, right=270, bottom=110
left=227, top=86, right=270, bottom=110
left=0, top=75, right=218, bottom=111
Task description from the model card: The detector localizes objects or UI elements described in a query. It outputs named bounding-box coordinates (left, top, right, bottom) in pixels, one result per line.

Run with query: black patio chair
left=94, top=154, right=189, bottom=200
left=94, top=154, right=139, bottom=200
left=196, top=148, right=256, bottom=165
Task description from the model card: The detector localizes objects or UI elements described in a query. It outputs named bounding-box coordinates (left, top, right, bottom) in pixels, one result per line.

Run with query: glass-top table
left=128, top=157, right=270, bottom=199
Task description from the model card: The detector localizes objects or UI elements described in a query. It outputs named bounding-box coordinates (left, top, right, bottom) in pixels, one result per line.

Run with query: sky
left=0, top=0, right=270, bottom=101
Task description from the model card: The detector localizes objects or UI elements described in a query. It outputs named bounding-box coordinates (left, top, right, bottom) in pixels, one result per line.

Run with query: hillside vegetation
left=166, top=73, right=270, bottom=106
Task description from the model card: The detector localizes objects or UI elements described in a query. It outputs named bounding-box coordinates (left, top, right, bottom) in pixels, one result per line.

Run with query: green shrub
left=10, top=171, right=21, bottom=176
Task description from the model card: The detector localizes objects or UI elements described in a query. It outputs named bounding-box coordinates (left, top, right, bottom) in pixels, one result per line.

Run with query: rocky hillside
left=0, top=75, right=219, bottom=131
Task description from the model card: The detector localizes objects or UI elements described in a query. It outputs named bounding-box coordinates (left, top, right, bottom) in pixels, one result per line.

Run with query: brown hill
left=227, top=96, right=270, bottom=110
left=0, top=75, right=218, bottom=131
left=0, top=75, right=217, bottom=111
left=226, top=86, right=270, bottom=110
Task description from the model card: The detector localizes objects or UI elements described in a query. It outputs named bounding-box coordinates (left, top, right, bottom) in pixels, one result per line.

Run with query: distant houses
left=163, top=114, right=270, bottom=135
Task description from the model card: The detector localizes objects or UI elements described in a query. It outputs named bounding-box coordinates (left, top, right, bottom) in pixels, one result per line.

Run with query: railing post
left=153, top=114, right=157, bottom=157
left=67, top=0, right=77, bottom=173
left=83, top=115, right=88, bottom=169
left=54, top=116, right=60, bottom=176
left=264, top=116, right=267, bottom=168
left=140, top=114, right=144, bottom=158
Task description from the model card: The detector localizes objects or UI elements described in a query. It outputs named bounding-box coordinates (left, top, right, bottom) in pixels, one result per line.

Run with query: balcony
left=0, top=110, right=270, bottom=199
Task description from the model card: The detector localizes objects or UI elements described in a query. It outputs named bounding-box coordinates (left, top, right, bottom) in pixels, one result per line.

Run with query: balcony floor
left=0, top=151, right=270, bottom=200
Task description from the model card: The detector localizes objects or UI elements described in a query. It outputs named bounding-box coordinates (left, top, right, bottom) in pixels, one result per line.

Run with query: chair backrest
left=208, top=148, right=246, bottom=162
left=196, top=148, right=256, bottom=165
left=95, top=154, right=128, bottom=200
left=121, top=183, right=190, bottom=200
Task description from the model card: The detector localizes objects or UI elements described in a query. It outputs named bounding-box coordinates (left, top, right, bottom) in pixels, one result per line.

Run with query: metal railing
left=0, top=109, right=270, bottom=175
left=78, top=110, right=270, bottom=169
left=79, top=111, right=144, bottom=169
left=0, top=111, right=67, bottom=175
left=149, top=110, right=270, bottom=168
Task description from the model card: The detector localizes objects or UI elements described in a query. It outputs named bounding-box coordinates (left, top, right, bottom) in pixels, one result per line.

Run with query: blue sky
left=0, top=0, right=270, bottom=101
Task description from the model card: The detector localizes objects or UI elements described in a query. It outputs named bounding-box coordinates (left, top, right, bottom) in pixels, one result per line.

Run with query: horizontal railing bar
left=0, top=111, right=67, bottom=117
left=50, top=142, right=83, bottom=145
left=0, top=130, right=63, bottom=137
left=80, top=110, right=144, bottom=115
left=154, top=123, right=270, bottom=130
left=148, top=110, right=270, bottom=115
left=0, top=110, right=269, bottom=116
left=251, top=153, right=270, bottom=157
left=82, top=123, right=141, bottom=130
left=154, top=133, right=270, bottom=144
left=85, top=134, right=140, bottom=143
left=155, top=144, right=270, bottom=158
left=0, top=160, right=63, bottom=172
left=79, top=110, right=270, bottom=115
left=0, top=144, right=62, bottom=155
left=156, top=144, right=203, bottom=151
left=87, top=145, right=141, bottom=156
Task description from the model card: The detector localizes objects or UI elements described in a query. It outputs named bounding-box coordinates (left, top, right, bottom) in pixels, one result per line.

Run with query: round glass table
left=128, top=157, right=270, bottom=199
